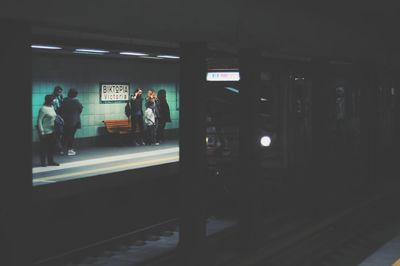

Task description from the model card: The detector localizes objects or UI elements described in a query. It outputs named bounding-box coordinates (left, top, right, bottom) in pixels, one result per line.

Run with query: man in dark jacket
left=126, top=88, right=145, bottom=145
left=59, top=88, right=83, bottom=155
left=155, top=89, right=171, bottom=143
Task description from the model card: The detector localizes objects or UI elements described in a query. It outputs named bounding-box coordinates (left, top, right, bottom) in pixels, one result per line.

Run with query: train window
left=32, top=49, right=180, bottom=186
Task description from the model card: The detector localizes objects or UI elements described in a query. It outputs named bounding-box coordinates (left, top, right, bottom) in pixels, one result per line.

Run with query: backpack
left=125, top=102, right=131, bottom=117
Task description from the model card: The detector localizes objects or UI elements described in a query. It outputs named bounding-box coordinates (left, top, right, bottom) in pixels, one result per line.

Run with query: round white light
left=260, top=136, right=271, bottom=147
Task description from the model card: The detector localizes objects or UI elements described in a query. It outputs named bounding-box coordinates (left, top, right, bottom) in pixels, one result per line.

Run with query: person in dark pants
left=37, top=95, right=59, bottom=167
left=144, top=100, right=157, bottom=145
left=52, top=85, right=64, bottom=152
left=126, top=88, right=145, bottom=145
left=155, top=89, right=171, bottom=143
left=59, top=88, right=83, bottom=156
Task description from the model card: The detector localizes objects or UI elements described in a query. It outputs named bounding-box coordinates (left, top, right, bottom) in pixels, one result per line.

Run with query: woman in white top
left=144, top=100, right=157, bottom=145
left=37, top=95, right=59, bottom=167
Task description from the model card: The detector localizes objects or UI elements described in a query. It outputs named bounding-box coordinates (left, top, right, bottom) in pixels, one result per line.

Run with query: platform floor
left=32, top=140, right=179, bottom=186
left=359, top=234, right=400, bottom=266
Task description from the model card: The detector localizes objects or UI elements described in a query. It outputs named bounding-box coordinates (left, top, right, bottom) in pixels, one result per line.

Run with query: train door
left=258, top=60, right=285, bottom=169
left=205, top=67, right=241, bottom=216
left=286, top=63, right=312, bottom=171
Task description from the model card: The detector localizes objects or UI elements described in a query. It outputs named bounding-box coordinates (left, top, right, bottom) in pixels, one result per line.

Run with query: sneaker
left=67, top=149, right=76, bottom=156
left=48, top=161, right=60, bottom=166
left=155, top=142, right=160, bottom=146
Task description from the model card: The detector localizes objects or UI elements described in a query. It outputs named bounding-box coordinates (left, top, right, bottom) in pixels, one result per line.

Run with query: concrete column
left=177, top=42, right=213, bottom=265
left=237, top=48, right=263, bottom=249
left=0, top=19, right=32, bottom=265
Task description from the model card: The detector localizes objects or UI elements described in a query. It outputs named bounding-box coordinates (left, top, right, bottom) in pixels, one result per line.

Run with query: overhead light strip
left=75, top=48, right=109, bottom=54
left=157, top=55, right=180, bottom=59
left=120, top=51, right=149, bottom=56
left=31, top=45, right=62, bottom=50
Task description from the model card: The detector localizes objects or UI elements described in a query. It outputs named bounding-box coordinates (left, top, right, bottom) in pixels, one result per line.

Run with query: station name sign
left=207, top=71, right=240, bottom=82
left=100, top=83, right=129, bottom=103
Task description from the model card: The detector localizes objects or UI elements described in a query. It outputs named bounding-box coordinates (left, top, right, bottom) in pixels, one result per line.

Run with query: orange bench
left=103, top=120, right=132, bottom=135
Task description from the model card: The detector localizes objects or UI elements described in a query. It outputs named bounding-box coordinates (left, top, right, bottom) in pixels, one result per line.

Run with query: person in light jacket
left=59, top=88, right=83, bottom=156
left=144, top=100, right=158, bottom=145
left=37, top=95, right=59, bottom=167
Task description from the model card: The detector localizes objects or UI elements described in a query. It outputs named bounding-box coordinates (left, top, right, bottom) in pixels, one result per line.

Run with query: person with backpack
left=59, top=88, right=83, bottom=156
left=125, top=88, right=145, bottom=145
left=52, top=86, right=64, bottom=153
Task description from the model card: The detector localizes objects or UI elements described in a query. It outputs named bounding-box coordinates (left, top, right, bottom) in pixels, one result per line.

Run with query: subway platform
left=359, top=234, right=400, bottom=266
left=32, top=140, right=179, bottom=186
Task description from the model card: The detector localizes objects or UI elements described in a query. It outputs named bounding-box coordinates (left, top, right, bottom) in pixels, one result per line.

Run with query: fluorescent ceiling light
left=157, top=55, right=180, bottom=59
left=74, top=48, right=109, bottom=54
left=141, top=56, right=164, bottom=60
left=225, top=87, right=239, bottom=93
left=120, top=51, right=149, bottom=56
left=31, top=45, right=62, bottom=50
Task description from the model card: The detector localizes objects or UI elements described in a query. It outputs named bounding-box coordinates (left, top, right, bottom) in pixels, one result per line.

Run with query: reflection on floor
left=32, top=140, right=179, bottom=186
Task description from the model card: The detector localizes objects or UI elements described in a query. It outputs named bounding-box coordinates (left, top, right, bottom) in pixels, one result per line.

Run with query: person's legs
left=145, top=125, right=151, bottom=144
left=63, top=126, right=76, bottom=155
left=68, top=127, right=77, bottom=150
left=62, top=127, right=71, bottom=151
left=46, top=133, right=59, bottom=165
left=39, top=134, right=47, bottom=166
left=137, top=117, right=145, bottom=144
left=131, top=116, right=137, bottom=144
left=156, top=120, right=166, bottom=142
left=150, top=125, right=156, bottom=145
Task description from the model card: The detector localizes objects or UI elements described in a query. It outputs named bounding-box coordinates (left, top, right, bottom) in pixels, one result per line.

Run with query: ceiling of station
left=1, top=0, right=399, bottom=61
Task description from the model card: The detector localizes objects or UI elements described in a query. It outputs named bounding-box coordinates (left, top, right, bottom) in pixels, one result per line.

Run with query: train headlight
left=260, top=136, right=271, bottom=147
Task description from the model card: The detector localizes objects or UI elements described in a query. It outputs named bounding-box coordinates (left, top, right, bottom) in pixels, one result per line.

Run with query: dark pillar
left=238, top=48, right=263, bottom=249
left=309, top=59, right=332, bottom=202
left=306, top=58, right=340, bottom=204
left=0, top=20, right=32, bottom=265
left=357, top=62, right=379, bottom=189
left=178, top=42, right=212, bottom=265
left=394, top=66, right=400, bottom=164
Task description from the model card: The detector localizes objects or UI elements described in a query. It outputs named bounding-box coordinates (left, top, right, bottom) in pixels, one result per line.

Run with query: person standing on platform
left=146, top=89, right=160, bottom=143
left=155, top=89, right=171, bottom=144
left=144, top=99, right=157, bottom=145
left=37, top=95, right=59, bottom=167
left=52, top=86, right=64, bottom=113
left=52, top=86, right=64, bottom=152
left=59, top=88, right=83, bottom=156
left=126, top=88, right=145, bottom=145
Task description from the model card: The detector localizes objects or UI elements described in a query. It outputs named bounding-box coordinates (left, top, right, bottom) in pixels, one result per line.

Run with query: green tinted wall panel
left=32, top=55, right=179, bottom=142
